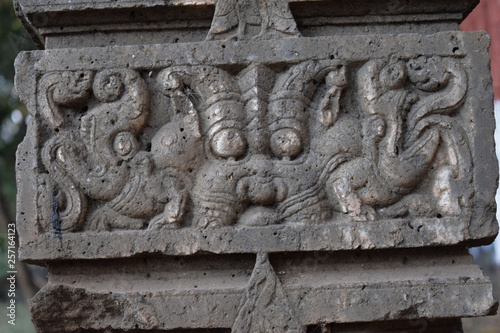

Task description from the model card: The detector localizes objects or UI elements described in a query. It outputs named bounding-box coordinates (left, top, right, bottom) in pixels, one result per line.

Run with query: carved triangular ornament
left=232, top=253, right=302, bottom=333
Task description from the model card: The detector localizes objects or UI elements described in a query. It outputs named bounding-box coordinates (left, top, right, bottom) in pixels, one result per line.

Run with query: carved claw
left=148, top=215, right=178, bottom=230
left=352, top=205, right=377, bottom=222
left=332, top=178, right=377, bottom=222
left=195, top=216, right=221, bottom=229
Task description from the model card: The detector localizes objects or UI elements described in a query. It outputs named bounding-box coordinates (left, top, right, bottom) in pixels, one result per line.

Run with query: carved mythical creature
left=327, top=57, right=469, bottom=221
left=157, top=65, right=249, bottom=228
left=272, top=60, right=357, bottom=224
left=36, top=56, right=472, bottom=233
left=40, top=69, right=187, bottom=231
left=37, top=71, right=94, bottom=232
left=235, top=60, right=351, bottom=226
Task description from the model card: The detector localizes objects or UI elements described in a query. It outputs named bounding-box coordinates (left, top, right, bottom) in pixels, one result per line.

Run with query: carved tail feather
left=379, top=128, right=440, bottom=194
left=403, top=58, right=470, bottom=206
left=268, top=60, right=346, bottom=160
left=40, top=141, right=88, bottom=232
left=410, top=115, right=474, bottom=207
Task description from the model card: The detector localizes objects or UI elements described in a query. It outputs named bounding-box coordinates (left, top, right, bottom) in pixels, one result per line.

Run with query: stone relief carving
left=232, top=253, right=301, bottom=333
left=329, top=56, right=471, bottom=221
left=34, top=55, right=472, bottom=235
left=207, top=0, right=300, bottom=40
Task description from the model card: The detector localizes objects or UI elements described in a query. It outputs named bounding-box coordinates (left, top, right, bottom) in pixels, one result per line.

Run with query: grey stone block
left=14, top=0, right=498, bottom=331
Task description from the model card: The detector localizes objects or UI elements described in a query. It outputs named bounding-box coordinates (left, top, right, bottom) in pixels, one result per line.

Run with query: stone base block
left=29, top=249, right=496, bottom=332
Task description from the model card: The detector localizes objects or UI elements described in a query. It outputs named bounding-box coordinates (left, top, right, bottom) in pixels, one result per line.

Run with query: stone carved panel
left=14, top=0, right=496, bottom=264
left=14, top=0, right=498, bottom=332
left=28, top=54, right=474, bottom=236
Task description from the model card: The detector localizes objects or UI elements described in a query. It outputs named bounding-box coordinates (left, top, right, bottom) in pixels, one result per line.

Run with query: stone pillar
left=14, top=0, right=498, bottom=332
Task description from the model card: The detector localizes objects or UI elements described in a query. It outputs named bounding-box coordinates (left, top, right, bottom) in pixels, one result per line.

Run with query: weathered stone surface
left=15, top=218, right=493, bottom=262
left=14, top=0, right=498, bottom=332
left=14, top=0, right=480, bottom=48
left=29, top=250, right=496, bottom=332
left=15, top=30, right=498, bottom=258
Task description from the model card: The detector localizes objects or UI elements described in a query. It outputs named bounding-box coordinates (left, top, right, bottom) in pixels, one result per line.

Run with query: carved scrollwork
left=37, top=71, right=94, bottom=129
left=34, top=54, right=473, bottom=235
left=39, top=68, right=160, bottom=232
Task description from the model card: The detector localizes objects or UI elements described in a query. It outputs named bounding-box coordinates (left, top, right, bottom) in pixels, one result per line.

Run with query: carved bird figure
left=328, top=57, right=467, bottom=221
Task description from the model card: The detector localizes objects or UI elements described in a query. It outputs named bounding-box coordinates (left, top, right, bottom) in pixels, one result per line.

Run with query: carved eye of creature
left=271, top=128, right=302, bottom=160
left=210, top=128, right=247, bottom=159
left=113, top=131, right=139, bottom=160
left=160, top=131, right=178, bottom=148
left=93, top=71, right=124, bottom=103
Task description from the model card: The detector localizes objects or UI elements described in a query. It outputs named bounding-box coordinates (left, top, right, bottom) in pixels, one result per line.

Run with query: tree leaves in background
left=0, top=0, right=34, bottom=214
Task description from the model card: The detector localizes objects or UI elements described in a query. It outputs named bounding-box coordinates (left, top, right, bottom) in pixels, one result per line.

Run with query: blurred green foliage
left=0, top=0, right=34, bottom=210
left=0, top=3, right=36, bottom=333
left=0, top=0, right=33, bottom=273
left=0, top=2, right=37, bottom=331
left=0, top=301, right=33, bottom=332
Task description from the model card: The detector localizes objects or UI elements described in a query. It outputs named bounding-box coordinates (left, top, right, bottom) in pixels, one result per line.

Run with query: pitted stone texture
left=14, top=0, right=498, bottom=332
left=14, top=0, right=479, bottom=48
left=30, top=250, right=496, bottom=332
left=15, top=31, right=497, bottom=258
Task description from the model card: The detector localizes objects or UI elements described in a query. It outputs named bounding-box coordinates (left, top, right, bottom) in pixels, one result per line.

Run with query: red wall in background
left=461, top=0, right=500, bottom=99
